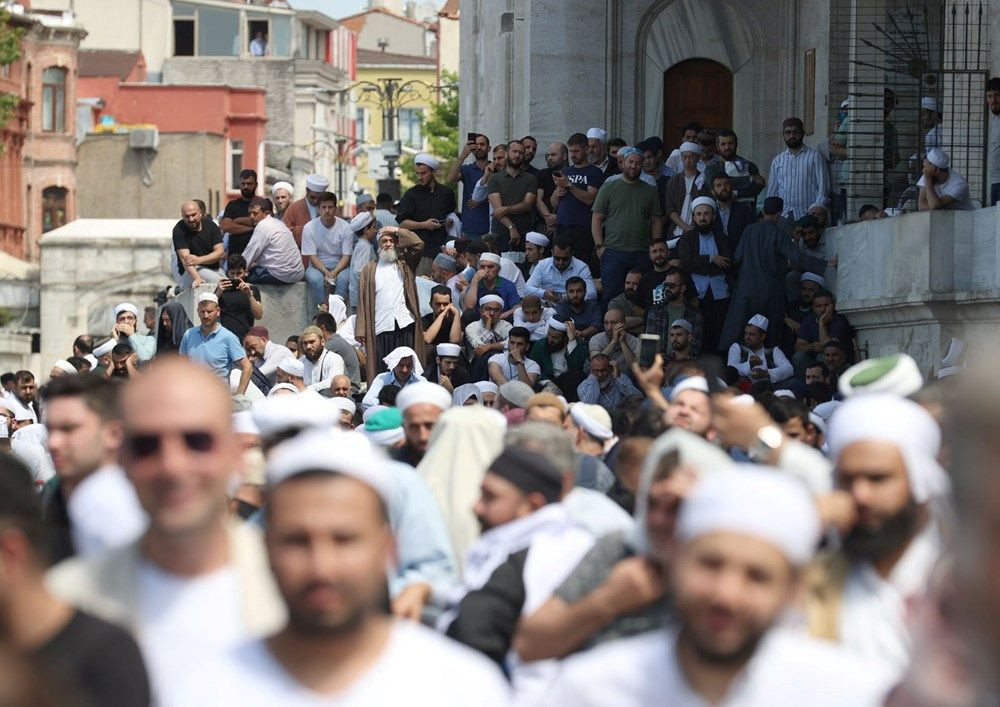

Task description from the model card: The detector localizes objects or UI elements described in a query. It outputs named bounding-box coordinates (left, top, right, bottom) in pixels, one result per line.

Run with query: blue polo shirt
left=460, top=162, right=490, bottom=236
left=472, top=276, right=521, bottom=316
left=179, top=323, right=246, bottom=380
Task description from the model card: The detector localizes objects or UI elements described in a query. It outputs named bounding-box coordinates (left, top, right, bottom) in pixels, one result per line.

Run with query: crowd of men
left=0, top=82, right=999, bottom=705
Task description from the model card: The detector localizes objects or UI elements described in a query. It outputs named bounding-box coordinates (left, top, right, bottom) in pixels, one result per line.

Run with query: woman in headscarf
left=155, top=301, right=193, bottom=356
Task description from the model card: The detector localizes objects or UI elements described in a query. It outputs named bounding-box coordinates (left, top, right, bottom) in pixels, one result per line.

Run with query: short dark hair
left=650, top=237, right=667, bottom=248
left=805, top=360, right=829, bottom=377
left=376, top=192, right=394, bottom=207
left=567, top=132, right=588, bottom=148
left=716, top=128, right=737, bottom=141
left=194, top=199, right=207, bottom=215
left=858, top=203, right=879, bottom=218
left=65, top=356, right=88, bottom=372
left=312, top=312, right=337, bottom=334
left=111, top=343, right=134, bottom=358
left=761, top=395, right=811, bottom=430
left=520, top=135, right=535, bottom=144
left=608, top=137, right=627, bottom=149
left=0, top=372, right=13, bottom=387
left=286, top=335, right=299, bottom=345
left=239, top=169, right=258, bottom=181
left=72, top=334, right=94, bottom=355
left=551, top=234, right=573, bottom=251
left=227, top=253, right=247, bottom=271
left=987, top=77, right=1000, bottom=93
left=465, top=241, right=488, bottom=256
left=681, top=121, right=703, bottom=135
left=13, top=370, right=33, bottom=385
left=430, top=285, right=452, bottom=302
left=378, top=384, right=401, bottom=406
left=565, top=276, right=586, bottom=290
left=480, top=234, right=502, bottom=254
left=509, top=326, right=530, bottom=342
left=507, top=139, right=523, bottom=149
left=711, top=171, right=733, bottom=185
left=40, top=373, right=121, bottom=421
left=626, top=269, right=644, bottom=278
left=0, top=454, right=50, bottom=559
left=814, top=289, right=835, bottom=301
left=805, top=381, right=832, bottom=404
left=249, top=196, right=273, bottom=214
left=318, top=191, right=338, bottom=206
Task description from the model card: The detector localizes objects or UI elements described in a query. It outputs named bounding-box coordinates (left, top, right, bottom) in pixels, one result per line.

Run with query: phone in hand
left=638, top=334, right=659, bottom=368
left=467, top=132, right=477, bottom=143
left=553, top=170, right=563, bottom=178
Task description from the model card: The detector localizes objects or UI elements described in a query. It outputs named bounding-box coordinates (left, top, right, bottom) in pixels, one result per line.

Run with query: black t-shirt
left=171, top=219, right=222, bottom=274
left=219, top=282, right=260, bottom=343
left=421, top=312, right=458, bottom=347
left=221, top=197, right=253, bottom=255
left=395, top=182, right=457, bottom=259
left=537, top=167, right=558, bottom=210
left=35, top=610, right=151, bottom=707
left=638, top=268, right=668, bottom=309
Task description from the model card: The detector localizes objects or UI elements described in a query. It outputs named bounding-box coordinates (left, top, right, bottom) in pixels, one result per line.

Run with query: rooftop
left=79, top=50, right=144, bottom=79
left=339, top=6, right=432, bottom=33
left=40, top=219, right=176, bottom=245
left=357, top=48, right=437, bottom=67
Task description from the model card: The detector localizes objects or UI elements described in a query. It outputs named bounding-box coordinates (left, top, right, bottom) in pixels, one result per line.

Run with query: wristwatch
left=748, top=424, right=783, bottom=461
left=508, top=223, right=516, bottom=230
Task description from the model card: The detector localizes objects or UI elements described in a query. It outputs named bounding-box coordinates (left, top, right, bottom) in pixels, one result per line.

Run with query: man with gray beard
left=355, top=226, right=426, bottom=382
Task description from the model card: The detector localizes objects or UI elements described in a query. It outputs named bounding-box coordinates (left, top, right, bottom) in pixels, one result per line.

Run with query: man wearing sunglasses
left=47, top=357, right=285, bottom=706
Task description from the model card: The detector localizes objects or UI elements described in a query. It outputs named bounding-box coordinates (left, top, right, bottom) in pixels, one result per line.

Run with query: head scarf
left=453, top=383, right=482, bottom=406
left=383, top=346, right=423, bottom=378
left=156, top=301, right=193, bottom=353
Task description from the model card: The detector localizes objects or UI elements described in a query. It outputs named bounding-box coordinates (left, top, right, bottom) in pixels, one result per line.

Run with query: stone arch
left=635, top=0, right=761, bottom=155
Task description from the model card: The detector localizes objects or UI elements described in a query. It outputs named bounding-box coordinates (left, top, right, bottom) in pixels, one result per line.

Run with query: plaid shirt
left=645, top=301, right=704, bottom=357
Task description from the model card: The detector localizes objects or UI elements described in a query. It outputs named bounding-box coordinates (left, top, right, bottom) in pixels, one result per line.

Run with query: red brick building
left=0, top=10, right=34, bottom=259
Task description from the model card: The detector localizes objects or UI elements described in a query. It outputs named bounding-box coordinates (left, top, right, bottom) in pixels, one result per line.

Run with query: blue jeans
left=246, top=266, right=286, bottom=285
left=305, top=261, right=348, bottom=309
left=601, top=248, right=649, bottom=305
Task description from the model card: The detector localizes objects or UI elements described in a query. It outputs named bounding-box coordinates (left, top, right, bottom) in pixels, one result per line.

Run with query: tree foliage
left=399, top=69, right=459, bottom=188
left=0, top=8, right=24, bottom=146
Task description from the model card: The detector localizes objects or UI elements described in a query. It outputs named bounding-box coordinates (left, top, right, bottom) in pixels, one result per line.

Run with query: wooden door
left=663, top=59, right=734, bottom=140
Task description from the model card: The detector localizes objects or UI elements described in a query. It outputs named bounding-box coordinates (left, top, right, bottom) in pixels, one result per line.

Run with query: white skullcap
left=266, top=429, right=394, bottom=505
left=445, top=240, right=456, bottom=250
left=525, top=231, right=550, bottom=247
left=330, top=397, right=357, bottom=416
left=364, top=425, right=405, bottom=447
left=83, top=354, right=98, bottom=369
left=827, top=393, right=948, bottom=504
left=362, top=404, right=388, bottom=424
left=569, top=403, right=613, bottom=440
left=479, top=252, right=501, bottom=265
left=252, top=393, right=339, bottom=437
left=670, top=376, right=709, bottom=402
left=414, top=153, right=440, bottom=170
left=474, top=381, right=499, bottom=396
left=926, top=148, right=950, bottom=169
left=809, top=412, right=827, bottom=435
left=690, top=196, right=717, bottom=212
left=479, top=294, right=504, bottom=308
left=93, top=339, right=115, bottom=357
left=232, top=411, right=260, bottom=436
left=53, top=359, right=77, bottom=375
left=808, top=202, right=828, bottom=214
left=838, top=354, right=923, bottom=398
left=812, top=400, right=841, bottom=420
left=671, top=319, right=693, bottom=334
left=197, top=292, right=219, bottom=305
left=436, top=343, right=462, bottom=358
left=267, top=383, right=300, bottom=397
left=355, top=193, right=373, bottom=206
left=679, top=141, right=702, bottom=155
left=747, top=314, right=769, bottom=332
left=350, top=212, right=374, bottom=231
left=677, top=466, right=820, bottom=566
left=383, top=346, right=423, bottom=377
left=271, top=181, right=293, bottom=196
left=586, top=127, right=608, bottom=142
left=277, top=357, right=304, bottom=378
left=800, top=272, right=825, bottom=287
left=548, top=319, right=567, bottom=332
left=921, top=96, right=940, bottom=112
left=305, top=174, right=329, bottom=192
left=114, top=303, right=139, bottom=319
left=840, top=98, right=851, bottom=109
left=396, top=381, right=452, bottom=413
left=772, top=389, right=795, bottom=400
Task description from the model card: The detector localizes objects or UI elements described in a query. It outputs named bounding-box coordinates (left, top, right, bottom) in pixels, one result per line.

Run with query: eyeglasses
left=482, top=306, right=502, bottom=313
left=125, top=430, right=216, bottom=458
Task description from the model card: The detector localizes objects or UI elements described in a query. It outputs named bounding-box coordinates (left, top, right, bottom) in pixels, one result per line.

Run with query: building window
left=398, top=108, right=423, bottom=149
left=42, top=186, right=68, bottom=233
left=230, top=140, right=244, bottom=190
left=41, top=67, right=67, bottom=133
left=356, top=107, right=366, bottom=143
left=174, top=18, right=195, bottom=56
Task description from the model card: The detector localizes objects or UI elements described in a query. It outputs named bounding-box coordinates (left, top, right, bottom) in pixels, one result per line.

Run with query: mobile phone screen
left=638, top=334, right=659, bottom=368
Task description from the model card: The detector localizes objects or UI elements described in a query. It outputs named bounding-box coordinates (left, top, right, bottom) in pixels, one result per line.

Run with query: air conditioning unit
left=129, top=127, right=159, bottom=151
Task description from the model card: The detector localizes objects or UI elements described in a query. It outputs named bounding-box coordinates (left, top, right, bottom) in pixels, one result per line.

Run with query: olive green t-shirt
left=592, top=178, right=663, bottom=252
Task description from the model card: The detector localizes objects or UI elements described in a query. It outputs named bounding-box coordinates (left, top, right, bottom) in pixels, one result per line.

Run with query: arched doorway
left=662, top=59, right=733, bottom=141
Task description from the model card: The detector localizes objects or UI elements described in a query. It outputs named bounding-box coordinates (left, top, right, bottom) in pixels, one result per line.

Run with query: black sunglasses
left=125, top=431, right=216, bottom=458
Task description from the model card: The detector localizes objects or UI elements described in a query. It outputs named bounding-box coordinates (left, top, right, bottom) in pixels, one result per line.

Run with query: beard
left=695, top=221, right=714, bottom=234
left=843, top=499, right=921, bottom=562
left=623, top=289, right=637, bottom=302
left=285, top=583, right=380, bottom=637
left=784, top=137, right=803, bottom=149
left=240, top=188, right=255, bottom=199
left=679, top=624, right=764, bottom=666
left=545, top=338, right=564, bottom=353
left=379, top=248, right=399, bottom=264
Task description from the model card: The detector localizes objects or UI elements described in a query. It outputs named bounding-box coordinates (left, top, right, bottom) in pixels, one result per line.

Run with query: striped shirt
left=766, top=145, right=829, bottom=219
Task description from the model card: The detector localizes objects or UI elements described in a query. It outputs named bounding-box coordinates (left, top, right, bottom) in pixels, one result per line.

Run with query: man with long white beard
left=355, top=226, right=426, bottom=383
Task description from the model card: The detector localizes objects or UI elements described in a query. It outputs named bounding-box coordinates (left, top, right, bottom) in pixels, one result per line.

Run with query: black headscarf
left=156, top=301, right=193, bottom=355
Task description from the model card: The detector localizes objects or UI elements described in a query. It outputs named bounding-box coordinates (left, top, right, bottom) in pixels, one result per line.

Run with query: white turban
left=330, top=397, right=357, bottom=416
left=277, top=357, right=304, bottom=378
left=232, top=411, right=260, bottom=436
left=586, top=127, right=608, bottom=143
left=436, top=343, right=462, bottom=358
left=921, top=96, right=940, bottom=112
left=267, top=383, right=300, bottom=397
left=93, top=339, right=115, bottom=357
left=114, top=303, right=139, bottom=319
left=305, top=174, right=329, bottom=192
left=677, top=466, right=820, bottom=566
left=479, top=294, right=504, bottom=308
left=827, top=393, right=948, bottom=504
left=266, top=429, right=394, bottom=505
left=83, top=354, right=99, bottom=369
left=364, top=425, right=405, bottom=447
left=747, top=314, right=769, bottom=332
left=548, top=319, right=567, bottom=332
left=362, top=404, right=388, bottom=424
left=800, top=272, right=825, bottom=287
left=350, top=212, right=374, bottom=231
left=569, top=403, right=613, bottom=440
left=474, top=381, right=498, bottom=396
left=197, top=292, right=219, bottom=305
left=53, top=359, right=77, bottom=375
left=773, top=389, right=796, bottom=399
left=838, top=354, right=923, bottom=398
left=414, top=153, right=440, bottom=170
left=452, top=383, right=482, bottom=406
left=383, top=346, right=423, bottom=377
left=690, top=196, right=717, bottom=212
left=525, top=231, right=550, bottom=247
left=926, top=148, right=950, bottom=169
left=252, top=394, right=339, bottom=437
left=479, top=252, right=501, bottom=265
left=679, top=141, right=703, bottom=155
left=271, top=181, right=293, bottom=196
left=396, top=381, right=452, bottom=413
left=669, top=376, right=709, bottom=402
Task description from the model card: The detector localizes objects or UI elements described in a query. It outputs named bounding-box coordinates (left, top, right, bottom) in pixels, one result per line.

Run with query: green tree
left=0, top=8, right=24, bottom=144
left=399, top=69, right=459, bottom=189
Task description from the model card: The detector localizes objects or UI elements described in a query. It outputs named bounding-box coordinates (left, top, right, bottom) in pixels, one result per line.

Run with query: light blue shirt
left=127, top=333, right=156, bottom=362
left=691, top=232, right=730, bottom=300
left=361, top=370, right=426, bottom=411
left=178, top=323, right=245, bottom=379
left=525, top=256, right=597, bottom=301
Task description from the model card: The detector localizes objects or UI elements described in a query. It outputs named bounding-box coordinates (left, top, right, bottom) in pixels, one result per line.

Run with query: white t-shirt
left=487, top=351, right=540, bottom=382
left=223, top=620, right=509, bottom=707
left=137, top=562, right=246, bottom=706
left=301, top=216, right=354, bottom=261
left=916, top=170, right=974, bottom=210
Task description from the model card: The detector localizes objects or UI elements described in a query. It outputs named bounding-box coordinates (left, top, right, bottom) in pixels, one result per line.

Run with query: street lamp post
left=335, top=136, right=347, bottom=203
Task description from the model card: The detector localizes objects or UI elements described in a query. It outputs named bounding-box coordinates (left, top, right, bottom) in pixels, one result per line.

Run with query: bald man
left=172, top=200, right=225, bottom=288
left=47, top=357, right=284, bottom=705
